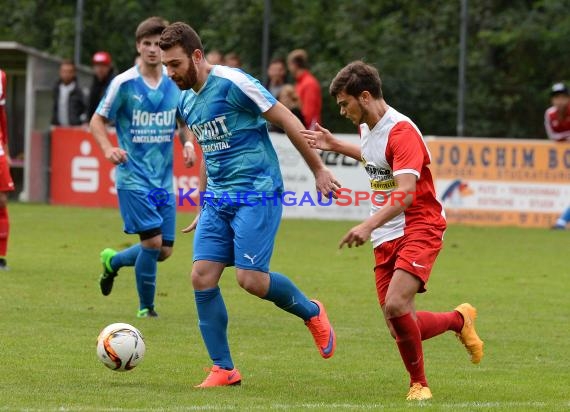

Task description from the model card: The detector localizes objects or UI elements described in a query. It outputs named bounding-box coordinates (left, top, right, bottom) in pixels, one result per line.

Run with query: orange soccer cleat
left=406, top=383, right=433, bottom=401
left=305, top=300, right=336, bottom=359
left=455, top=303, right=484, bottom=364
left=194, top=365, right=242, bottom=388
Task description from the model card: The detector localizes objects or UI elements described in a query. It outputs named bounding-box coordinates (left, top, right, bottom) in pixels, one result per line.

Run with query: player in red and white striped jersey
left=0, top=69, right=15, bottom=270
left=302, top=61, right=483, bottom=401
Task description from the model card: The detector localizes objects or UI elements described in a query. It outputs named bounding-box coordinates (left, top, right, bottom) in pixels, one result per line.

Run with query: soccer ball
left=96, top=323, right=146, bottom=371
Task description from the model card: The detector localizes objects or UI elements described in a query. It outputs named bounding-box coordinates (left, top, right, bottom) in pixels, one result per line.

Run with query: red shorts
left=0, top=156, right=14, bottom=192
left=373, top=228, right=444, bottom=306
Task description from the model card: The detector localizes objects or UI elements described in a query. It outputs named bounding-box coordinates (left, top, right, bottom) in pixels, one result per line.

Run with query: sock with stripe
left=262, top=271, right=319, bottom=321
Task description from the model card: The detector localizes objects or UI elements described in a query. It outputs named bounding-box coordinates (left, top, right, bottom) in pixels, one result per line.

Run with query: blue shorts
left=117, top=189, right=176, bottom=242
left=193, top=200, right=282, bottom=272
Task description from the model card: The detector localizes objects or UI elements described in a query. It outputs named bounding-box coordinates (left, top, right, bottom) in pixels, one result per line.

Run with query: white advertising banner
left=269, top=133, right=370, bottom=221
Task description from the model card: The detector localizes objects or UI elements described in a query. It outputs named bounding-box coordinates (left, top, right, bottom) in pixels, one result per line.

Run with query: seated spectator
left=544, top=82, right=570, bottom=141
left=265, top=57, right=287, bottom=98
left=51, top=59, right=86, bottom=126
left=87, top=51, right=115, bottom=119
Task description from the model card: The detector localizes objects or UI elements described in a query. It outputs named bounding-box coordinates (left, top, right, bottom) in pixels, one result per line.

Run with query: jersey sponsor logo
left=191, top=116, right=231, bottom=142
left=202, top=141, right=231, bottom=153
left=370, top=179, right=396, bottom=191
left=131, top=109, right=176, bottom=127
left=364, top=162, right=395, bottom=191
left=131, top=135, right=172, bottom=143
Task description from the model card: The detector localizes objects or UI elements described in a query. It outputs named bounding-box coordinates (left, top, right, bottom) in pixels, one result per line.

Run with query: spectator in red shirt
left=544, top=82, right=570, bottom=141
left=287, top=49, right=321, bottom=129
left=546, top=82, right=570, bottom=229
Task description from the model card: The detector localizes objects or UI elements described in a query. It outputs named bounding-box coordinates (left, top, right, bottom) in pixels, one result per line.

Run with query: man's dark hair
left=159, top=22, right=204, bottom=57
left=329, top=60, right=383, bottom=99
left=135, top=16, right=168, bottom=42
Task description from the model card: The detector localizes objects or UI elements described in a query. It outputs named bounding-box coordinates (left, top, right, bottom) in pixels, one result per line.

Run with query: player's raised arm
left=263, top=102, right=341, bottom=197
left=301, top=123, right=362, bottom=160
left=89, top=113, right=127, bottom=164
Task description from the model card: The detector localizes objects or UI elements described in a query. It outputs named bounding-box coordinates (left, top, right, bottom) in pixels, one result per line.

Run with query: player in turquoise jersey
left=90, top=17, right=196, bottom=318
left=160, top=22, right=341, bottom=388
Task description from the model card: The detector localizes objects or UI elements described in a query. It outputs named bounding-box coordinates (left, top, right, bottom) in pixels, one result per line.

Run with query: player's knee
left=385, top=321, right=397, bottom=340
left=236, top=272, right=264, bottom=297
left=191, top=269, right=208, bottom=289
left=383, top=297, right=408, bottom=319
left=158, top=247, right=172, bottom=261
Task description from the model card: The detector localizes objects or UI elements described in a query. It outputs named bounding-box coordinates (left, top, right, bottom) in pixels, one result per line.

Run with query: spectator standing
left=224, top=52, right=241, bottom=68
left=87, top=51, right=115, bottom=119
left=265, top=57, right=287, bottom=98
left=0, top=69, right=15, bottom=270
left=205, top=49, right=224, bottom=65
left=545, top=82, right=570, bottom=229
left=544, top=82, right=570, bottom=142
left=270, top=84, right=304, bottom=133
left=287, top=49, right=321, bottom=129
left=51, top=59, right=87, bottom=126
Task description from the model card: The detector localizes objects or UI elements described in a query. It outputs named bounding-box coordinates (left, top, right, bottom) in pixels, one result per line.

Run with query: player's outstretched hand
left=339, top=222, right=373, bottom=249
left=300, top=123, right=337, bottom=151
left=181, top=213, right=200, bottom=233
left=105, top=147, right=128, bottom=165
left=315, top=167, right=341, bottom=199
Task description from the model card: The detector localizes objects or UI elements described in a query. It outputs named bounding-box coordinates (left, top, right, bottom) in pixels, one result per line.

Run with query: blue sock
left=263, top=272, right=319, bottom=321
left=110, top=244, right=141, bottom=272
left=195, top=287, right=233, bottom=370
left=135, top=247, right=160, bottom=310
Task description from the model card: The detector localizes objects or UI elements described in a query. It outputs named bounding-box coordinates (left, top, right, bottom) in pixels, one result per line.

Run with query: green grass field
left=1, top=203, right=569, bottom=411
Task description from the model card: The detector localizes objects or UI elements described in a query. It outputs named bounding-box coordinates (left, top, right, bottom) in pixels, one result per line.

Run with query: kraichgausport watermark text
left=147, top=188, right=417, bottom=207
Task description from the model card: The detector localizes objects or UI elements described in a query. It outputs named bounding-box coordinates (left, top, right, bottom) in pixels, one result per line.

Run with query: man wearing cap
left=545, top=82, right=570, bottom=229
left=87, top=51, right=115, bottom=119
left=544, top=82, right=570, bottom=142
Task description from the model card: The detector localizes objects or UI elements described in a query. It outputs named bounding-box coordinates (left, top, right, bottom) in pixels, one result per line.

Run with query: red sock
left=0, top=206, right=9, bottom=257
left=416, top=311, right=463, bottom=340
left=389, top=313, right=427, bottom=386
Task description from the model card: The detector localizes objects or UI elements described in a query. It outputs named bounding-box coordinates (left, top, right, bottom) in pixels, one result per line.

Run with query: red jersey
left=294, top=70, right=321, bottom=129
left=359, top=107, right=446, bottom=247
left=544, top=103, right=570, bottom=141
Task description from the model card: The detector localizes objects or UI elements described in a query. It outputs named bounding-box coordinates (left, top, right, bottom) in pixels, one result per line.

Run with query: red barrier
left=50, top=127, right=201, bottom=211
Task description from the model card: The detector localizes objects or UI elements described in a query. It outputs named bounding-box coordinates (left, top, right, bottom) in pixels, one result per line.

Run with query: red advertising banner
left=50, top=127, right=201, bottom=211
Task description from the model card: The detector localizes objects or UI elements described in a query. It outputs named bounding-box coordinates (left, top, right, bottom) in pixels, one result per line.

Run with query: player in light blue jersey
left=160, top=22, right=341, bottom=387
left=90, top=17, right=196, bottom=318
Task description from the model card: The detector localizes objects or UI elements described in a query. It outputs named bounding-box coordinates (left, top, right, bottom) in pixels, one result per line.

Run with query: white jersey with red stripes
left=359, top=106, right=446, bottom=247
